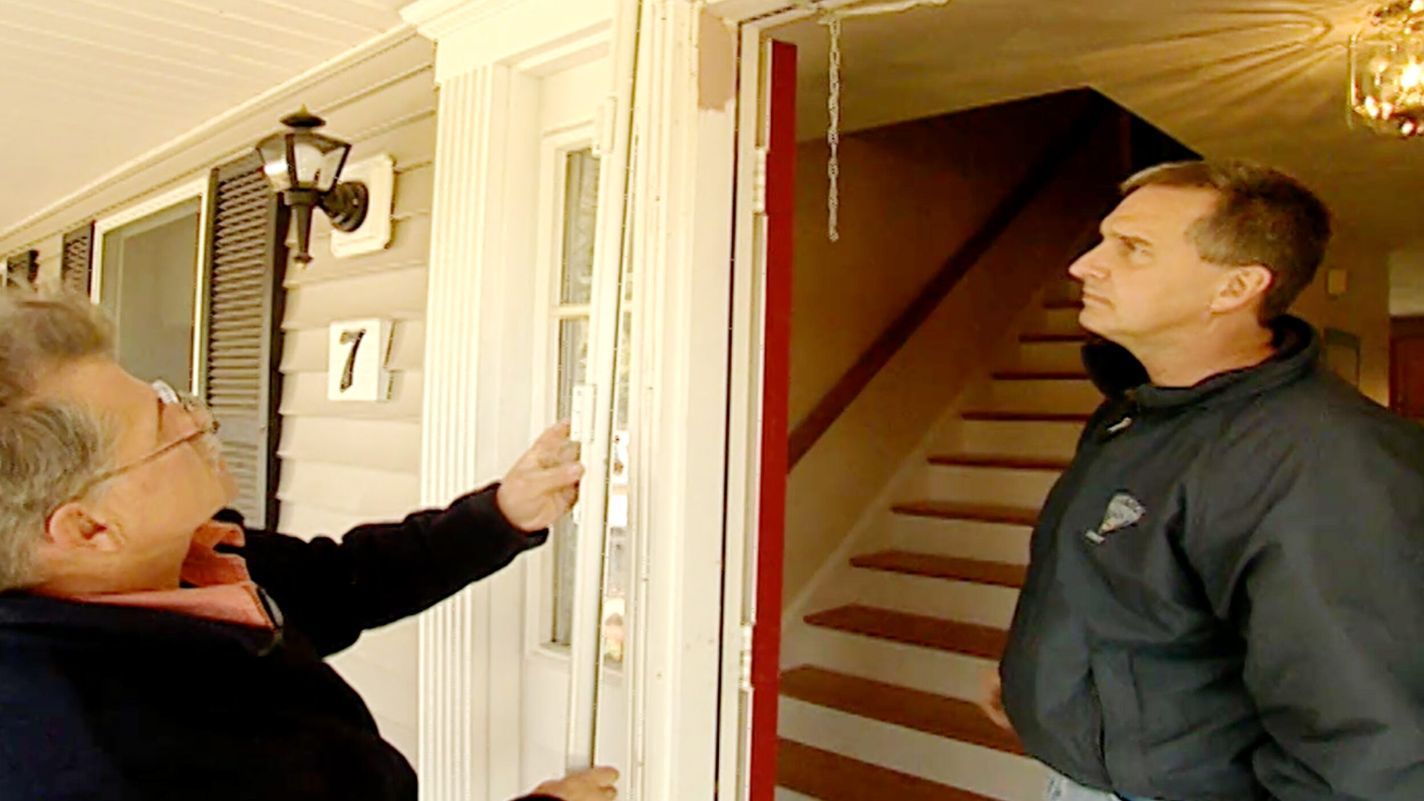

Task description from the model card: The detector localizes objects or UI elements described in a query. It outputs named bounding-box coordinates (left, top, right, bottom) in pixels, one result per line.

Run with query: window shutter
left=205, top=153, right=288, bottom=530
left=5, top=250, right=38, bottom=287
left=61, top=222, right=95, bottom=296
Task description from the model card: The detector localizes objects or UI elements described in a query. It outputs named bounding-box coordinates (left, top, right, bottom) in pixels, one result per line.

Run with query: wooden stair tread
left=1020, top=331, right=1089, bottom=343
left=851, top=550, right=1027, bottom=589
left=780, top=667, right=1024, bottom=756
left=892, top=500, right=1038, bottom=527
left=929, top=453, right=1071, bottom=471
left=960, top=410, right=1093, bottom=423
left=777, top=738, right=1001, bottom=801
left=992, top=369, right=1091, bottom=381
left=805, top=604, right=1008, bottom=660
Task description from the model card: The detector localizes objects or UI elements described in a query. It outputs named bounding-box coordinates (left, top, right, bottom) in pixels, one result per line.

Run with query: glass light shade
left=1350, top=1, right=1424, bottom=137
left=253, top=113, right=353, bottom=192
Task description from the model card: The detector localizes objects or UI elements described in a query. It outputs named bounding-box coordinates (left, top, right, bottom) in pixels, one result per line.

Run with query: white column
left=416, top=63, right=508, bottom=801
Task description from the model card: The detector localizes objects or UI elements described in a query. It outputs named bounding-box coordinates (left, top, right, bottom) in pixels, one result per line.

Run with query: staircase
left=776, top=285, right=1097, bottom=801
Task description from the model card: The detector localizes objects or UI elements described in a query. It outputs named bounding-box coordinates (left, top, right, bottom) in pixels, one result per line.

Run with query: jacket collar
left=1082, top=315, right=1320, bottom=412
left=0, top=591, right=282, bottom=655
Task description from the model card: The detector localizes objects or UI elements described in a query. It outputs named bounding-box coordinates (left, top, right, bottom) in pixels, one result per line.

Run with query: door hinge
left=738, top=622, right=755, bottom=692
left=752, top=147, right=769, bottom=215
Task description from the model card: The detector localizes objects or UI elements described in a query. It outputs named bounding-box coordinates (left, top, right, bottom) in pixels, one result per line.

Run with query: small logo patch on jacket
left=1084, top=493, right=1146, bottom=544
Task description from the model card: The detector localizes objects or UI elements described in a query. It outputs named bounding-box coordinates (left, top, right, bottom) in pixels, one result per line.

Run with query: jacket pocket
left=1090, top=650, right=1154, bottom=795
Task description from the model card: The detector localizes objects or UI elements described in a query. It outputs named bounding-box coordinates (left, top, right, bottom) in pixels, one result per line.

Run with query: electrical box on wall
left=327, top=318, right=392, bottom=402
left=331, top=153, right=394, bottom=258
left=1327, top=268, right=1349, bottom=298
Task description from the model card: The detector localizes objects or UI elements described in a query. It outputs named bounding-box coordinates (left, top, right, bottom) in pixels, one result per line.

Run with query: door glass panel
left=551, top=316, right=590, bottom=645
left=550, top=147, right=600, bottom=647
left=561, top=150, right=600, bottom=305
left=99, top=198, right=202, bottom=391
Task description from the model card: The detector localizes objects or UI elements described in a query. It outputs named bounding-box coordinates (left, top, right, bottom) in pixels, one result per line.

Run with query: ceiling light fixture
left=1350, top=0, right=1424, bottom=137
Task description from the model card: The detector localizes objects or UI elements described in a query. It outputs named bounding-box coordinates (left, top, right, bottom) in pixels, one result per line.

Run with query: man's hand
left=530, top=766, right=619, bottom=801
left=497, top=421, right=584, bottom=532
left=979, top=664, right=1013, bottom=731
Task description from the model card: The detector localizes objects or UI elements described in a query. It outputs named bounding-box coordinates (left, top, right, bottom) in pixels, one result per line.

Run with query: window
left=93, top=181, right=209, bottom=395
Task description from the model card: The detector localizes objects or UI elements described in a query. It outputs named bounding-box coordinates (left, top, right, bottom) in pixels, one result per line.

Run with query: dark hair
left=1122, top=160, right=1332, bottom=321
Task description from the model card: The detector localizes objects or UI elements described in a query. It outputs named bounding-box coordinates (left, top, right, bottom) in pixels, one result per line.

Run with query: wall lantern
left=1350, top=0, right=1424, bottom=137
left=254, top=108, right=369, bottom=263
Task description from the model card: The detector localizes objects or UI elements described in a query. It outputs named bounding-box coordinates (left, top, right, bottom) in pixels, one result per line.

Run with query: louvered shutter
left=61, top=222, right=95, bottom=296
left=5, top=250, right=38, bottom=287
left=204, top=153, right=288, bottom=529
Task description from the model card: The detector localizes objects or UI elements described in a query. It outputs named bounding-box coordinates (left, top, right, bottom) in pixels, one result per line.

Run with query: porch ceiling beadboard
left=0, top=0, right=412, bottom=237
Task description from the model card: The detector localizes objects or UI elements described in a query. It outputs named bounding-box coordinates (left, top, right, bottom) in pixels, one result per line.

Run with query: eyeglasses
left=81, top=380, right=221, bottom=490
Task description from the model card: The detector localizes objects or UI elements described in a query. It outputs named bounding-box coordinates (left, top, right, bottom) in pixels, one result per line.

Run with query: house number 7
left=338, top=328, right=366, bottom=392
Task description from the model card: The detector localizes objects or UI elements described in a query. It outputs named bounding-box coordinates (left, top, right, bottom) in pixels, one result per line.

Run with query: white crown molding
left=400, top=0, right=527, bottom=39
left=402, top=0, right=613, bottom=83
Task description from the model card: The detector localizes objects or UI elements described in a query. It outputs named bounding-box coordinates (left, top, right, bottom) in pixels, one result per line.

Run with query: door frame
left=407, top=1, right=825, bottom=798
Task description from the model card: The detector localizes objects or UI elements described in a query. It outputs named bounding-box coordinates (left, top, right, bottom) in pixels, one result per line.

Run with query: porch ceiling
left=773, top=0, right=1420, bottom=257
left=0, top=0, right=409, bottom=235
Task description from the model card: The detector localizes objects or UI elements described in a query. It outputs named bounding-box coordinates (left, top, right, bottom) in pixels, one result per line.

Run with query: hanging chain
left=826, top=13, right=843, bottom=242
left=793, top=0, right=953, bottom=242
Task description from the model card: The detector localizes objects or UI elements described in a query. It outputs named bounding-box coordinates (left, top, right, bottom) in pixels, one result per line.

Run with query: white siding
left=274, top=58, right=437, bottom=765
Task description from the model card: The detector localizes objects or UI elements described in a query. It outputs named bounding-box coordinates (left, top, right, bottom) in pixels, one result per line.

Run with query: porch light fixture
left=1349, top=0, right=1424, bottom=137
left=254, top=108, right=369, bottom=263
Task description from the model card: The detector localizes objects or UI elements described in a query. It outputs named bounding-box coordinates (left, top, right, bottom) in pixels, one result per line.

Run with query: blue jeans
left=1046, top=770, right=1158, bottom=801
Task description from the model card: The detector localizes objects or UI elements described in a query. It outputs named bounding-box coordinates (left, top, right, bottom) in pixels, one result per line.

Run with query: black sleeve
left=1188, top=414, right=1424, bottom=801
left=225, top=485, right=547, bottom=656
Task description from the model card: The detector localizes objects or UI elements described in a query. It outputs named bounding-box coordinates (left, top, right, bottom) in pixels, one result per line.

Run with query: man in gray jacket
left=982, top=160, right=1424, bottom=801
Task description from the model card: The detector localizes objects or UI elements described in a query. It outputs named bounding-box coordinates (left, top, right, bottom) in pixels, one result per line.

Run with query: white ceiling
left=774, top=0, right=1423, bottom=267
left=0, top=0, right=409, bottom=234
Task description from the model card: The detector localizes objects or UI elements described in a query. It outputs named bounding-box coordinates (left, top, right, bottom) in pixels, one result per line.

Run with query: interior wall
left=789, top=91, right=1094, bottom=425
left=1291, top=226, right=1390, bottom=406
left=784, top=93, right=1123, bottom=606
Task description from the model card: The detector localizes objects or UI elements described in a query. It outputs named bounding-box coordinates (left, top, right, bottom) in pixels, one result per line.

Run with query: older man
left=0, top=291, right=615, bottom=801
left=983, top=161, right=1424, bottom=801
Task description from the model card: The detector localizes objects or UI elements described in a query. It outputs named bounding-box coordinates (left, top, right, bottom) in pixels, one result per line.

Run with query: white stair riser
left=914, top=464, right=1060, bottom=508
left=846, top=567, right=1019, bottom=629
left=889, top=516, right=1032, bottom=564
left=775, top=788, right=820, bottom=801
left=1011, top=341, right=1084, bottom=373
left=790, top=625, right=997, bottom=702
left=983, top=379, right=1102, bottom=414
left=778, top=698, right=1049, bottom=801
left=945, top=419, right=1083, bottom=460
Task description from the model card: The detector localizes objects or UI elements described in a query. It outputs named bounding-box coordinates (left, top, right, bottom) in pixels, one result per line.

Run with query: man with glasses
left=0, top=291, right=616, bottom=801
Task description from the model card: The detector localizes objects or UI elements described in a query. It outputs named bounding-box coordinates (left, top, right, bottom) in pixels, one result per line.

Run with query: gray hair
left=0, top=289, right=116, bottom=591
